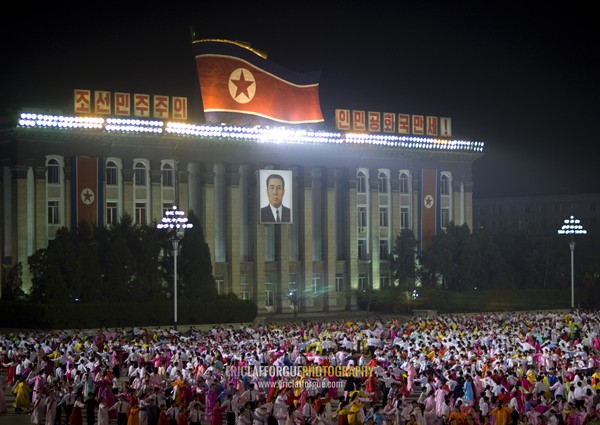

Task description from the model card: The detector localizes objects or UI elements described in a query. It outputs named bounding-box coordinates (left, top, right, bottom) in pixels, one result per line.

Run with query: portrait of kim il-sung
left=259, top=169, right=292, bottom=224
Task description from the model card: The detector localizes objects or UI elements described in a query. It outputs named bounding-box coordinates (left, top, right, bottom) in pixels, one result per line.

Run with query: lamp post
left=288, top=290, right=298, bottom=319
left=157, top=206, right=193, bottom=330
left=557, top=215, right=587, bottom=309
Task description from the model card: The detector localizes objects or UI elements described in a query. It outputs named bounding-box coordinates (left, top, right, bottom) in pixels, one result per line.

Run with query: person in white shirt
left=573, top=380, right=586, bottom=409
left=109, top=394, right=130, bottom=425
left=166, top=402, right=180, bottom=424
left=188, top=401, right=205, bottom=425
left=242, top=383, right=260, bottom=408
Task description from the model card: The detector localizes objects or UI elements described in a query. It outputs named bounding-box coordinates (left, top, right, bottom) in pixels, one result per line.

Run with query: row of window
left=356, top=170, right=451, bottom=195
left=357, top=206, right=405, bottom=228
left=48, top=159, right=452, bottom=195
left=48, top=200, right=151, bottom=226
left=46, top=158, right=175, bottom=187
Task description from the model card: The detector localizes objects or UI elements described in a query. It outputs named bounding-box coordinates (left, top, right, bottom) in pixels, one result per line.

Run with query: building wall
left=0, top=119, right=481, bottom=310
left=473, top=193, right=600, bottom=233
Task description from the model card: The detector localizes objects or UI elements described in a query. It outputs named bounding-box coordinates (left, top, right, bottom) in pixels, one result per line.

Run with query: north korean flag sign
left=193, top=39, right=324, bottom=125
left=71, top=156, right=103, bottom=228
left=419, top=168, right=438, bottom=253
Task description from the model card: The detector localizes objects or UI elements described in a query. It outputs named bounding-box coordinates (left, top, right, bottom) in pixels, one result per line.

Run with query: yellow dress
left=127, top=405, right=140, bottom=425
left=347, top=400, right=365, bottom=425
left=12, top=381, right=31, bottom=410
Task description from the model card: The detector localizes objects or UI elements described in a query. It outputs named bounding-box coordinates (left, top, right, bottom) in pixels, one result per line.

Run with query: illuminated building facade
left=0, top=111, right=483, bottom=313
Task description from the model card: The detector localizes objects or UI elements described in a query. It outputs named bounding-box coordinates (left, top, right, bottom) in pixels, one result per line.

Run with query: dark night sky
left=2, top=1, right=598, bottom=198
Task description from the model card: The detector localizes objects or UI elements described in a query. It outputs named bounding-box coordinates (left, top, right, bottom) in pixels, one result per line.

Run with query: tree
left=176, top=210, right=217, bottom=300
left=128, top=223, right=163, bottom=301
left=421, top=229, right=452, bottom=288
left=2, top=262, right=26, bottom=301
left=96, top=216, right=138, bottom=302
left=29, top=227, right=77, bottom=303
left=390, top=228, right=418, bottom=289
left=73, top=221, right=103, bottom=302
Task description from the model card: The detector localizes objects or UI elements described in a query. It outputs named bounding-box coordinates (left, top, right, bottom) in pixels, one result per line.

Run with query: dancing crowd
left=1, top=310, right=600, bottom=425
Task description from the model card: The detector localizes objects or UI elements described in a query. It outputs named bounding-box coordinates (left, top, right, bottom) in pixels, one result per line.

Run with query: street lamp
left=557, top=215, right=587, bottom=309
left=156, top=206, right=193, bottom=329
left=288, top=290, right=298, bottom=319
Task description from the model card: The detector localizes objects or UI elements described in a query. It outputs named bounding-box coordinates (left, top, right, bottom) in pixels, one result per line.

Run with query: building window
left=47, top=159, right=60, bottom=184
left=106, top=202, right=118, bottom=225
left=399, top=172, right=409, bottom=194
left=162, top=203, right=174, bottom=216
left=312, top=273, right=320, bottom=294
left=440, top=174, right=449, bottom=195
left=106, top=161, right=118, bottom=186
left=215, top=275, right=225, bottom=295
left=358, top=239, right=367, bottom=260
left=441, top=207, right=450, bottom=229
left=380, top=274, right=390, bottom=288
left=162, top=163, right=174, bottom=187
left=135, top=202, right=146, bottom=224
left=335, top=273, right=344, bottom=293
left=288, top=273, right=297, bottom=296
left=134, top=162, right=146, bottom=186
left=359, top=274, right=368, bottom=291
left=378, top=171, right=388, bottom=193
left=400, top=207, right=410, bottom=229
left=240, top=274, right=249, bottom=300
left=265, top=275, right=274, bottom=307
left=379, top=239, right=389, bottom=260
left=379, top=207, right=388, bottom=227
left=48, top=200, right=60, bottom=224
left=357, top=170, right=366, bottom=193
left=358, top=207, right=367, bottom=227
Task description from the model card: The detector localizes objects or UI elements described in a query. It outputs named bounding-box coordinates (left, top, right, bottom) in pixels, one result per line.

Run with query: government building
left=0, top=40, right=484, bottom=314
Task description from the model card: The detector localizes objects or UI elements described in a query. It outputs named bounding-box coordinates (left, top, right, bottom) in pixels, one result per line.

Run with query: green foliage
left=2, top=262, right=26, bottom=301
left=390, top=229, right=418, bottom=289
left=358, top=220, right=600, bottom=313
left=15, top=210, right=257, bottom=328
left=178, top=211, right=218, bottom=299
left=26, top=212, right=219, bottom=306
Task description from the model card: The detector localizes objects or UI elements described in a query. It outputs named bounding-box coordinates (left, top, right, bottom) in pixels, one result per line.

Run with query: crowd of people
left=1, top=310, right=600, bottom=425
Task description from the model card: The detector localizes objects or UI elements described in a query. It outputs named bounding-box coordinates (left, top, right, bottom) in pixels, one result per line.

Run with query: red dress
left=177, top=410, right=190, bottom=425
left=70, top=402, right=84, bottom=425
left=212, top=404, right=226, bottom=425
left=158, top=410, right=170, bottom=425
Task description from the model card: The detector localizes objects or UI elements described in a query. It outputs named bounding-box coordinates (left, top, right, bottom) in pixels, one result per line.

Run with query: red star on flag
left=83, top=189, right=93, bottom=203
left=425, top=195, right=434, bottom=208
left=231, top=70, right=254, bottom=99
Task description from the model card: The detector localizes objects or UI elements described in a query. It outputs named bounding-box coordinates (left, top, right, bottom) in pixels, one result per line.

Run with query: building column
left=201, top=163, right=216, bottom=266
left=227, top=165, right=241, bottom=296
left=254, top=168, right=266, bottom=313
left=302, top=168, right=314, bottom=310
left=177, top=164, right=190, bottom=213
left=150, top=168, right=161, bottom=221
left=369, top=176, right=380, bottom=290
left=187, top=163, right=200, bottom=217
left=325, top=169, right=337, bottom=311
left=347, top=173, right=358, bottom=308
left=33, top=167, right=46, bottom=255
left=278, top=223, right=290, bottom=314
left=463, top=181, right=474, bottom=230
left=122, top=167, right=134, bottom=219
left=11, top=166, right=32, bottom=293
